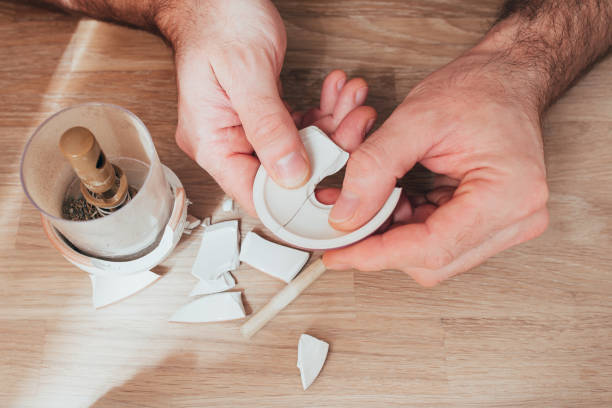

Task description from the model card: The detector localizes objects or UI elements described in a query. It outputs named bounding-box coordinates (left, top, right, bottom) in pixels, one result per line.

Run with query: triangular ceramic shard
left=89, top=270, right=160, bottom=309
left=169, top=291, right=246, bottom=323
left=222, top=197, right=234, bottom=212
left=185, top=214, right=201, bottom=230
left=189, top=272, right=236, bottom=296
left=201, top=217, right=211, bottom=228
left=297, top=334, right=329, bottom=390
left=253, top=126, right=402, bottom=250
left=239, top=231, right=310, bottom=283
left=191, top=220, right=240, bottom=280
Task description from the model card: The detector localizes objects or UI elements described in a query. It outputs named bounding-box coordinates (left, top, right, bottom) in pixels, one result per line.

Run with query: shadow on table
left=89, top=352, right=196, bottom=408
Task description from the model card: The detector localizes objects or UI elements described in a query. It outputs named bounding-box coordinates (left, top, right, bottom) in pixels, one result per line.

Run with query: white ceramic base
left=253, top=126, right=401, bottom=250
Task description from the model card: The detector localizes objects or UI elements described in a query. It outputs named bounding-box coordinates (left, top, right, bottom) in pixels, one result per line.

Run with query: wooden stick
left=241, top=258, right=327, bottom=339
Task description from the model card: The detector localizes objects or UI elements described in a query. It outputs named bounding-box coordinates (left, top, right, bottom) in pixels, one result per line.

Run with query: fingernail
left=365, top=118, right=375, bottom=134
left=336, top=78, right=346, bottom=92
left=274, top=151, right=309, bottom=188
left=329, top=190, right=360, bottom=223
left=355, top=87, right=368, bottom=105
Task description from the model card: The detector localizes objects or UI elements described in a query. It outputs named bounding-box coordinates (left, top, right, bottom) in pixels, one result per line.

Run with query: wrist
left=465, top=16, right=551, bottom=116
left=153, top=0, right=207, bottom=52
left=410, top=47, right=543, bottom=127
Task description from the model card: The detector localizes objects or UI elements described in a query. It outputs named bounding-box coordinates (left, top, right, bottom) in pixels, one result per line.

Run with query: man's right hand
left=160, top=0, right=308, bottom=215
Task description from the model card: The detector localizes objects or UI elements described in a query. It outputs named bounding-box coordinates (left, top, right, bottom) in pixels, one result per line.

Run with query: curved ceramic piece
left=89, top=270, right=159, bottom=309
left=239, top=231, right=310, bottom=283
left=253, top=126, right=401, bottom=250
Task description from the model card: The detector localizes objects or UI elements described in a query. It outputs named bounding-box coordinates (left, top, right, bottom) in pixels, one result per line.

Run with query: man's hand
left=163, top=0, right=308, bottom=214
left=324, top=0, right=611, bottom=286
left=323, top=53, right=549, bottom=287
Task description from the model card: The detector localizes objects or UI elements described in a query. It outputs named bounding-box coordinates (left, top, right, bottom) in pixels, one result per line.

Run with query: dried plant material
left=201, top=217, right=211, bottom=228
left=297, top=334, right=329, bottom=390
left=222, top=197, right=234, bottom=212
left=239, top=231, right=309, bottom=283
left=62, top=197, right=101, bottom=221
left=189, top=272, right=236, bottom=297
left=89, top=271, right=159, bottom=309
left=192, top=220, right=240, bottom=281
left=169, top=292, right=246, bottom=323
left=252, top=126, right=401, bottom=249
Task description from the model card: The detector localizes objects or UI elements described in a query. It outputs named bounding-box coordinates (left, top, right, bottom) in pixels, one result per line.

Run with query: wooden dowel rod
left=240, top=258, right=327, bottom=339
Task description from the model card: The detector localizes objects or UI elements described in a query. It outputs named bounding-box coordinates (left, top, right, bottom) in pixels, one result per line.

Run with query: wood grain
left=1, top=1, right=611, bottom=407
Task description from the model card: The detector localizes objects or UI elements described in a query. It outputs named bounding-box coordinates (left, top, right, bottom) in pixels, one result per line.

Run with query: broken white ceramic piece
left=222, top=197, right=234, bottom=212
left=192, top=220, right=240, bottom=281
left=239, top=231, right=309, bottom=283
left=253, top=126, right=401, bottom=250
left=185, top=214, right=201, bottom=230
left=189, top=272, right=236, bottom=296
left=297, top=334, right=329, bottom=390
left=169, top=291, right=246, bottom=323
left=89, top=270, right=160, bottom=309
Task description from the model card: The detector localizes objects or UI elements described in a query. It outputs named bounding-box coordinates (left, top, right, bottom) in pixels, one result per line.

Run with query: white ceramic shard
left=89, top=270, right=160, bottom=309
left=239, top=231, right=310, bottom=283
left=189, top=272, right=236, bottom=296
left=297, top=334, right=329, bottom=390
left=222, top=197, right=234, bottom=212
left=253, top=126, right=401, bottom=250
left=169, top=292, right=246, bottom=323
left=191, top=220, right=240, bottom=280
left=185, top=214, right=201, bottom=230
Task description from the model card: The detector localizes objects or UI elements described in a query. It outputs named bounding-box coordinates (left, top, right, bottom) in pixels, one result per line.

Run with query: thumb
left=229, top=70, right=310, bottom=189
left=329, top=109, right=429, bottom=231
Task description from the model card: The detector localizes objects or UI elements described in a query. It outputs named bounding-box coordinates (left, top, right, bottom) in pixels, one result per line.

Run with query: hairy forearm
left=27, top=0, right=179, bottom=38
left=471, top=0, right=611, bottom=113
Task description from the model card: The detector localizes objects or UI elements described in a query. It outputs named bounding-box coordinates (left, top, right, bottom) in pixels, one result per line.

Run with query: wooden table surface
left=1, top=1, right=611, bottom=407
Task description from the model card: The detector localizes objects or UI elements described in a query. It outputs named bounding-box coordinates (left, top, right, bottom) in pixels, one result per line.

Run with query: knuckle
left=408, top=269, right=442, bottom=288
left=522, top=208, right=550, bottom=242
left=519, top=178, right=549, bottom=217
left=423, top=247, right=454, bottom=271
left=174, top=128, right=193, bottom=159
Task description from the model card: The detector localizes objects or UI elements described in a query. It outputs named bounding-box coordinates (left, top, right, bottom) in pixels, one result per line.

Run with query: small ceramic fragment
left=201, top=217, right=211, bottom=228
left=222, top=197, right=234, bottom=212
left=192, top=220, right=240, bottom=281
left=252, top=126, right=401, bottom=250
left=297, top=334, right=329, bottom=390
left=185, top=214, right=201, bottom=230
left=189, top=272, right=236, bottom=296
left=169, top=292, right=246, bottom=323
left=239, top=231, right=310, bottom=283
left=89, top=270, right=159, bottom=309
